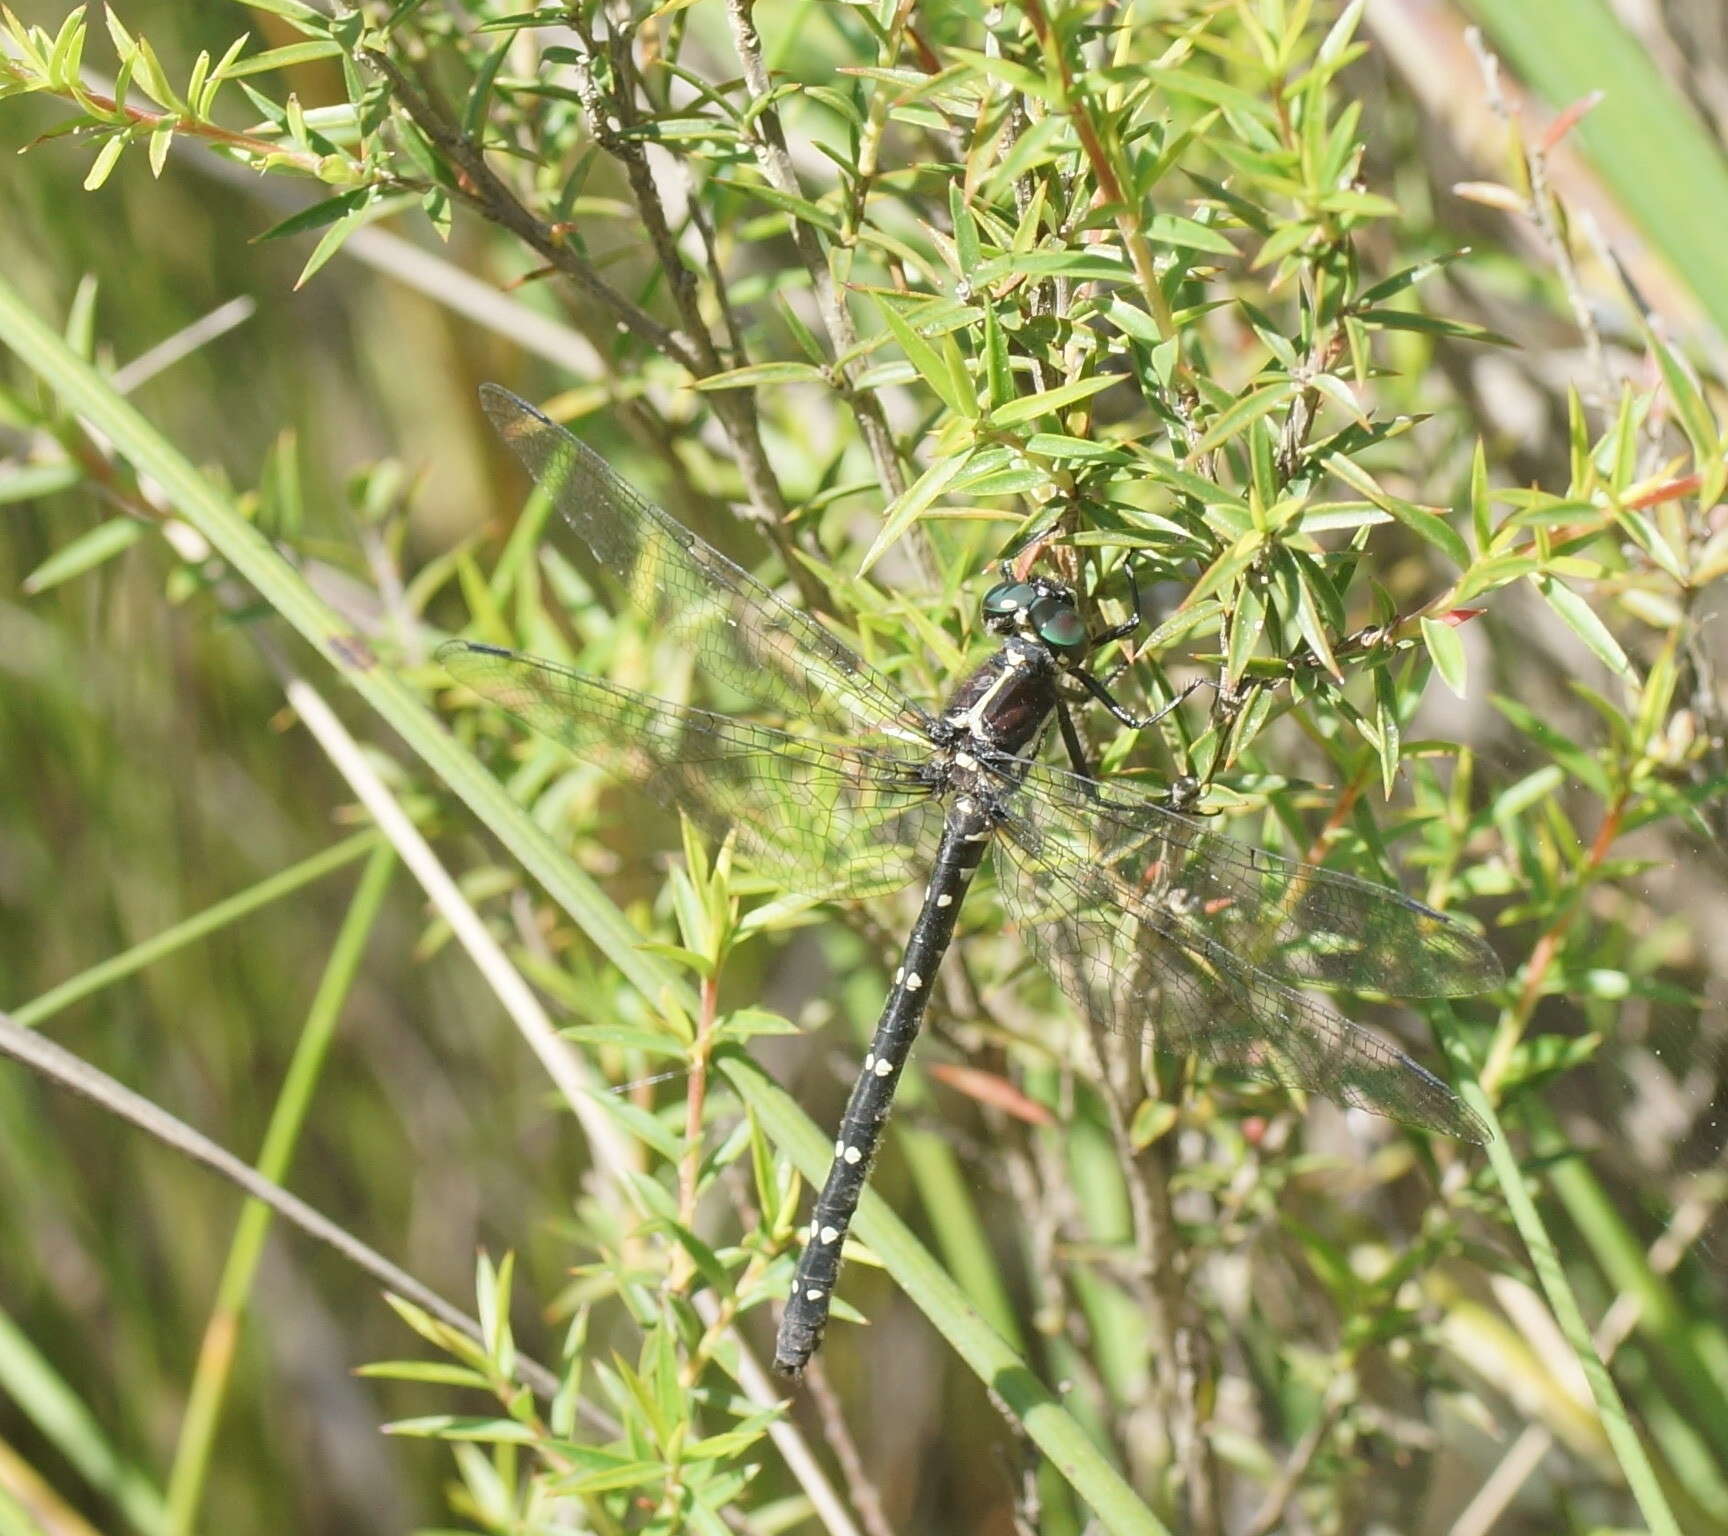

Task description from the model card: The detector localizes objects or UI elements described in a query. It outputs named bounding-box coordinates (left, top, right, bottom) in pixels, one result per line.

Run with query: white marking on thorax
left=944, top=656, right=1025, bottom=740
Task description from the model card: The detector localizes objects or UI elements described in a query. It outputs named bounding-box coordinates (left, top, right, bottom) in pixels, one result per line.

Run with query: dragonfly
left=439, top=386, right=1502, bottom=1379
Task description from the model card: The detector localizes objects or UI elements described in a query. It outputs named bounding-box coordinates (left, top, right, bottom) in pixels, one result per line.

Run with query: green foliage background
left=1, top=1, right=1726, bottom=1533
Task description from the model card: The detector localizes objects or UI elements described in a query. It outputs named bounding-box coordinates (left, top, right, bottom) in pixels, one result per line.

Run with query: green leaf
left=1371, top=666, right=1402, bottom=796
left=1469, top=438, right=1492, bottom=550
left=1307, top=371, right=1369, bottom=427
left=560, top=1025, right=688, bottom=1058
left=857, top=452, right=970, bottom=576
left=947, top=48, right=1056, bottom=104
left=980, top=300, right=1012, bottom=412
left=220, top=39, right=344, bottom=78
left=1533, top=574, right=1631, bottom=678
left=1223, top=578, right=1267, bottom=684
left=1141, top=453, right=1246, bottom=509
left=23, top=517, right=145, bottom=592
left=356, top=1361, right=494, bottom=1388
left=234, top=0, right=332, bottom=27
left=294, top=200, right=382, bottom=288
left=254, top=188, right=372, bottom=242
left=1420, top=616, right=1469, bottom=699
left=1141, top=65, right=1270, bottom=122
left=1189, top=379, right=1296, bottom=458
left=1144, top=213, right=1237, bottom=256
left=547, top=1459, right=669, bottom=1496
left=1189, top=533, right=1263, bottom=610
left=384, top=1415, right=538, bottom=1443
left=1022, top=434, right=1130, bottom=464
left=0, top=462, right=82, bottom=504
left=128, top=35, right=183, bottom=113
left=970, top=249, right=1135, bottom=285
left=462, top=37, right=511, bottom=136
left=82, top=132, right=128, bottom=192
left=1128, top=1099, right=1178, bottom=1149
left=1352, top=308, right=1513, bottom=346
left=714, top=177, right=842, bottom=235
left=876, top=299, right=973, bottom=417
left=1357, top=250, right=1469, bottom=307
left=691, top=361, right=827, bottom=391
left=1287, top=559, right=1341, bottom=681
left=949, top=182, right=982, bottom=275
left=988, top=374, right=1117, bottom=427
left=1649, top=333, right=1722, bottom=481
left=147, top=122, right=173, bottom=177
left=1324, top=455, right=1470, bottom=567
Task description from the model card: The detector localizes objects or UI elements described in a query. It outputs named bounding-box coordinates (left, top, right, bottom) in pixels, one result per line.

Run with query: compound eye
left=1029, top=594, right=1087, bottom=655
left=982, top=580, right=1037, bottom=619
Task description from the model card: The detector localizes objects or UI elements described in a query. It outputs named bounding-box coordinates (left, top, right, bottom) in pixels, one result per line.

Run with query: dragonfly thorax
left=938, top=633, right=1061, bottom=759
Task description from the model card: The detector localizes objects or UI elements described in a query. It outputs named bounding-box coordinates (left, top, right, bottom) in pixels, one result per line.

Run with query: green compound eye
left=982, top=580, right=1037, bottom=619
left=1029, top=594, right=1088, bottom=655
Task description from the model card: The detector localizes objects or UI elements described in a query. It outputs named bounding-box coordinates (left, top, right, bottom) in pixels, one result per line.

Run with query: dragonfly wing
left=989, top=784, right=1487, bottom=1140
left=482, top=387, right=936, bottom=743
left=1005, top=759, right=1500, bottom=998
left=442, top=641, right=943, bottom=900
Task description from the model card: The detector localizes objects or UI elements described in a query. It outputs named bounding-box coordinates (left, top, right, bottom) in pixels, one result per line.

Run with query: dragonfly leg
left=1087, top=555, right=1146, bottom=650
left=1070, top=667, right=1208, bottom=732
left=1055, top=696, right=1097, bottom=781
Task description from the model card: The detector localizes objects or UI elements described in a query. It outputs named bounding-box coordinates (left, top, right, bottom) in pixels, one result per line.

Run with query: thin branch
left=436, top=28, right=832, bottom=608
left=0, top=1010, right=567, bottom=1404
left=1082, top=1021, right=1221, bottom=1536
left=363, top=49, right=699, bottom=372
left=1464, top=29, right=1615, bottom=419
left=799, top=1364, right=896, bottom=1536
left=563, top=17, right=728, bottom=375
left=723, top=0, right=907, bottom=499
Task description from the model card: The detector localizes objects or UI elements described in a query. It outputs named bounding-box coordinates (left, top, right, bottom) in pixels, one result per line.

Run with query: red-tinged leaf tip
left=925, top=1062, right=1054, bottom=1126
left=1625, top=472, right=1703, bottom=511
left=1539, top=90, right=1605, bottom=153
left=1440, top=607, right=1486, bottom=628
left=1010, top=533, right=1057, bottom=582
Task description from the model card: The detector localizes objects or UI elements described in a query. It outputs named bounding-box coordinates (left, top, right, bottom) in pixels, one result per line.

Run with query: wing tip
left=479, top=382, right=558, bottom=444
left=1383, top=1057, right=1490, bottom=1144
left=1402, top=914, right=1504, bottom=998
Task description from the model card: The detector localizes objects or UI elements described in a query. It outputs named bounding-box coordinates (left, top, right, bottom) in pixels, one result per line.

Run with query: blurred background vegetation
left=2, top=0, right=1727, bottom=1533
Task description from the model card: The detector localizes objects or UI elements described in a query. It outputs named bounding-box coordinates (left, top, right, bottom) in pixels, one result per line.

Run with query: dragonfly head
left=980, top=575, right=1089, bottom=660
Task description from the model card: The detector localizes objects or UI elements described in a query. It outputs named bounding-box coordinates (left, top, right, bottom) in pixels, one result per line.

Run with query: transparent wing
left=441, top=641, right=944, bottom=900
left=1007, top=759, right=1500, bottom=998
left=988, top=770, right=1490, bottom=1139
left=482, top=386, right=935, bottom=742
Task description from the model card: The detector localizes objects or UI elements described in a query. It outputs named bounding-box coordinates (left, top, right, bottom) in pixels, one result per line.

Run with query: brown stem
left=676, top=971, right=719, bottom=1239
left=1083, top=1019, right=1222, bottom=1535
left=363, top=51, right=697, bottom=368
left=53, top=79, right=331, bottom=176
left=724, top=0, right=908, bottom=501
left=800, top=1364, right=896, bottom=1536
left=1483, top=788, right=1628, bottom=1093
left=365, top=46, right=831, bottom=610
